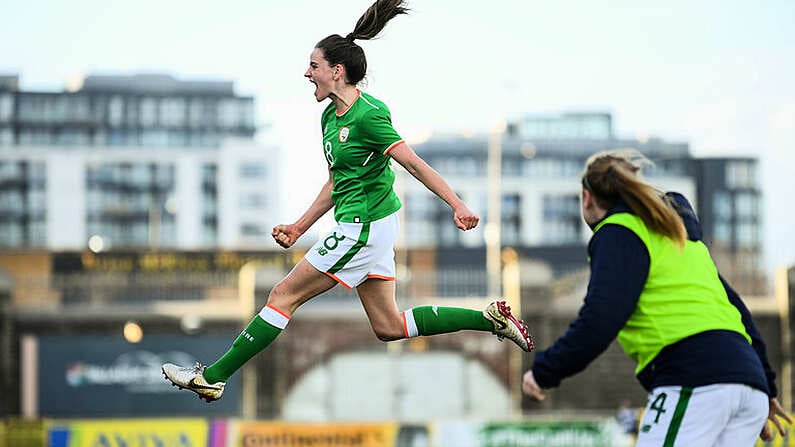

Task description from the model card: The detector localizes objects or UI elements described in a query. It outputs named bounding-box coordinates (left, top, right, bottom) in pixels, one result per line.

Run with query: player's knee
left=373, top=325, right=404, bottom=342
left=266, top=283, right=298, bottom=314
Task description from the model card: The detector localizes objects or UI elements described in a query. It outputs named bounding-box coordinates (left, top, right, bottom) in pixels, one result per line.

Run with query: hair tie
left=345, top=33, right=356, bottom=41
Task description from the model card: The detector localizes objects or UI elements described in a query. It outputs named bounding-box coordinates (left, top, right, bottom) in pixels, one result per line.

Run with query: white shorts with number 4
left=305, top=212, right=398, bottom=289
left=636, top=383, right=768, bottom=447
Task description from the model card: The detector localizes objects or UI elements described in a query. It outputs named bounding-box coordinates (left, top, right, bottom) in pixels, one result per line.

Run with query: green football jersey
left=320, top=90, right=403, bottom=223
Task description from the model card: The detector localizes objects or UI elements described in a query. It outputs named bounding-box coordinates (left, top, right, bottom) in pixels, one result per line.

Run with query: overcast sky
left=2, top=0, right=794, bottom=278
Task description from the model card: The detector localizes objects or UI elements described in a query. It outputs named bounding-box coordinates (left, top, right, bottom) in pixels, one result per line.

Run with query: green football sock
left=408, top=306, right=493, bottom=336
left=203, top=315, right=282, bottom=383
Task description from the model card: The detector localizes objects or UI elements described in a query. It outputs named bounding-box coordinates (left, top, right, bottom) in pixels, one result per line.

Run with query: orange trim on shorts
left=266, top=303, right=291, bottom=319
left=324, top=271, right=352, bottom=289
left=401, top=311, right=409, bottom=338
left=383, top=140, right=405, bottom=155
left=367, top=274, right=396, bottom=281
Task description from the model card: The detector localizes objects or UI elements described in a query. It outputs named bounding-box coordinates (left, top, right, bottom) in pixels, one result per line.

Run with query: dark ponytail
left=348, top=0, right=409, bottom=41
left=316, top=0, right=409, bottom=85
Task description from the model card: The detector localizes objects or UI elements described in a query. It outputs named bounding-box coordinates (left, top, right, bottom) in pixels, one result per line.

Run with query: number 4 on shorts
left=641, top=392, right=667, bottom=433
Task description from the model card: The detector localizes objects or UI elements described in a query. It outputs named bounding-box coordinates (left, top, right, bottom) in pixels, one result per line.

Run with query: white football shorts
left=636, top=383, right=768, bottom=447
left=305, top=212, right=398, bottom=289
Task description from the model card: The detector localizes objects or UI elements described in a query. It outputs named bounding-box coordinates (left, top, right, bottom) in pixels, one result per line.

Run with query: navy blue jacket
left=531, top=192, right=776, bottom=396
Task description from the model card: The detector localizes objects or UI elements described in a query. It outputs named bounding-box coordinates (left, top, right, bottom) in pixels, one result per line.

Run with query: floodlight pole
left=486, top=122, right=504, bottom=300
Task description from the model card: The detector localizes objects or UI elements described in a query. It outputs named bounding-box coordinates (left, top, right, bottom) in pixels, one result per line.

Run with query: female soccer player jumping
left=163, top=0, right=532, bottom=402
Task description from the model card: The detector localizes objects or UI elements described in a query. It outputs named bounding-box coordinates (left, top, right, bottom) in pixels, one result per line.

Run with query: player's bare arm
left=389, top=142, right=479, bottom=230
left=272, top=170, right=334, bottom=248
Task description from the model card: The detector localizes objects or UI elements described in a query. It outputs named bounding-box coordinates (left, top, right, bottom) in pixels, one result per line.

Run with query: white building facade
left=0, top=140, right=280, bottom=250
left=398, top=113, right=697, bottom=251
left=0, top=74, right=281, bottom=251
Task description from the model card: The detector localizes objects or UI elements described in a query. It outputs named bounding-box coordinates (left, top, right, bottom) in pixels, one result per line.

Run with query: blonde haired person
left=522, top=150, right=790, bottom=446
left=162, top=0, right=532, bottom=402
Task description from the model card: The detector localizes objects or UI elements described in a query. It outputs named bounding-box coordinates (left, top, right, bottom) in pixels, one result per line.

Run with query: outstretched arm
left=272, top=170, right=334, bottom=248
left=525, top=225, right=648, bottom=399
left=720, top=275, right=779, bottom=395
left=389, top=142, right=479, bottom=230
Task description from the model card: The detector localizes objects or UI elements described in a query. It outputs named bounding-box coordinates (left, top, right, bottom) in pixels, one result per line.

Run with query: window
left=519, top=114, right=611, bottom=140
left=201, top=131, right=220, bottom=147
left=406, top=194, right=437, bottom=220
left=240, top=100, right=255, bottom=127
left=202, top=163, right=218, bottom=184
left=108, top=130, right=127, bottom=146
left=160, top=97, right=186, bottom=127
left=239, top=162, right=267, bottom=179
left=563, top=159, right=581, bottom=176
left=735, top=192, right=757, bottom=219
left=109, top=96, right=124, bottom=126
left=735, top=222, right=758, bottom=248
left=458, top=157, right=478, bottom=176
left=542, top=194, right=581, bottom=244
left=713, top=192, right=732, bottom=220
left=523, top=158, right=566, bottom=177
left=27, top=190, right=46, bottom=213
left=501, top=157, right=521, bottom=176
left=140, top=97, right=157, bottom=126
left=126, top=99, right=139, bottom=126
left=168, top=130, right=187, bottom=147
left=129, top=164, right=150, bottom=186
left=49, top=96, right=65, bottom=122
left=713, top=220, right=731, bottom=246
left=0, top=94, right=13, bottom=122
left=406, top=221, right=435, bottom=245
left=502, top=194, right=520, bottom=216
left=142, top=130, right=168, bottom=146
left=502, top=193, right=521, bottom=246
left=240, top=193, right=266, bottom=209
left=218, top=98, right=240, bottom=128
left=188, top=99, right=204, bottom=128
left=67, top=95, right=90, bottom=121
left=92, top=130, right=107, bottom=146
left=84, top=162, right=177, bottom=248
left=404, top=193, right=440, bottom=246
left=55, top=130, right=89, bottom=145
left=0, top=161, right=21, bottom=181
left=434, top=158, right=455, bottom=176
left=439, top=222, right=459, bottom=247
left=30, top=162, right=45, bottom=186
left=28, top=220, right=47, bottom=246
left=502, top=224, right=519, bottom=246
left=19, top=129, right=52, bottom=145
left=241, top=223, right=268, bottom=237
left=154, top=165, right=175, bottom=188
left=0, top=222, right=23, bottom=247
left=86, top=190, right=102, bottom=214
left=726, top=161, right=756, bottom=189
left=0, top=190, right=23, bottom=210
left=203, top=220, right=218, bottom=245
left=0, top=128, right=12, bottom=146
left=18, top=96, right=42, bottom=122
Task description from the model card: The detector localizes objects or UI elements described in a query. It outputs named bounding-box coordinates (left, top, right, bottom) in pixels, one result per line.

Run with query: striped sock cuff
left=401, top=309, right=419, bottom=338
left=258, top=304, right=291, bottom=330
